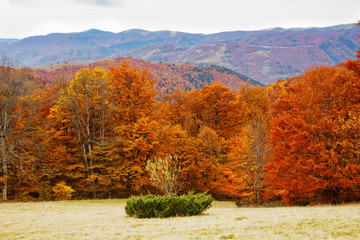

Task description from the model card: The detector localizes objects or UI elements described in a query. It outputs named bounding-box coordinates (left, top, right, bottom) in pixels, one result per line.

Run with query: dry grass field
left=0, top=199, right=359, bottom=239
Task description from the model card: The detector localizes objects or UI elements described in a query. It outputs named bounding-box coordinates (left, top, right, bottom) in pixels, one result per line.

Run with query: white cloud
left=77, top=0, right=121, bottom=6
left=1, top=0, right=359, bottom=38
left=10, top=0, right=120, bottom=6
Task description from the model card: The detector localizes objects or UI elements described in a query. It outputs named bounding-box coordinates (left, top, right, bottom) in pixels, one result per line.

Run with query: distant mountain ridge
left=1, top=24, right=359, bottom=84
left=0, top=39, right=18, bottom=43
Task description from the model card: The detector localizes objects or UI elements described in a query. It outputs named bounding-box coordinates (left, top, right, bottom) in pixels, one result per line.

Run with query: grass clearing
left=0, top=200, right=359, bottom=239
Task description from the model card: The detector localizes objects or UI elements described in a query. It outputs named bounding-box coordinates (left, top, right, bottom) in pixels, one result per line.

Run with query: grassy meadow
left=0, top=199, right=359, bottom=239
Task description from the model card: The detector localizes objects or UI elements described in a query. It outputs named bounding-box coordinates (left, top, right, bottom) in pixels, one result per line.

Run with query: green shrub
left=262, top=200, right=283, bottom=208
left=125, top=192, right=213, bottom=218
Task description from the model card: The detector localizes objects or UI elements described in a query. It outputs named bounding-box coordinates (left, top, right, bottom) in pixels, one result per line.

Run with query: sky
left=1, top=0, right=359, bottom=39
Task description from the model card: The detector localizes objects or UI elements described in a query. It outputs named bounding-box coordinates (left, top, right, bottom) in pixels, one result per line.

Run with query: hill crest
left=33, top=57, right=262, bottom=95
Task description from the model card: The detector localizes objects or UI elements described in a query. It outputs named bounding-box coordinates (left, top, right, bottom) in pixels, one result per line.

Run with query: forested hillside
left=32, top=57, right=261, bottom=95
left=1, top=39, right=360, bottom=204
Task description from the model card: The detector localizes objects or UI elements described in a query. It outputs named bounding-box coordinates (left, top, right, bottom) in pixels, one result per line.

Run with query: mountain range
left=1, top=24, right=359, bottom=84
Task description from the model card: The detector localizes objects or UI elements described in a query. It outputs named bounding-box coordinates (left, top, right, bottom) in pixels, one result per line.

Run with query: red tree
left=267, top=66, right=360, bottom=204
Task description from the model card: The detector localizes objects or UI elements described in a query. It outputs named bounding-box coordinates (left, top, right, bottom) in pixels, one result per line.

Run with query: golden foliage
left=146, top=155, right=182, bottom=195
left=52, top=182, right=75, bottom=200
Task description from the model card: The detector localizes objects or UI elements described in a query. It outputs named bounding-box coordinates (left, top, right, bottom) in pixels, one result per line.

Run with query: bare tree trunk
left=56, top=68, right=110, bottom=199
left=247, top=114, right=269, bottom=204
left=1, top=107, right=7, bottom=200
left=1, top=136, right=7, bottom=201
left=0, top=56, right=38, bottom=200
left=256, top=173, right=261, bottom=204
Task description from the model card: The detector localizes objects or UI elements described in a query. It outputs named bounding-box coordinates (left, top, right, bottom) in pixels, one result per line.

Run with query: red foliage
left=267, top=65, right=360, bottom=204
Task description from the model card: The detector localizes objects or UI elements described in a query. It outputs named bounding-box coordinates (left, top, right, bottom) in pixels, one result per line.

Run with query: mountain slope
left=34, top=57, right=261, bottom=94
left=2, top=24, right=359, bottom=84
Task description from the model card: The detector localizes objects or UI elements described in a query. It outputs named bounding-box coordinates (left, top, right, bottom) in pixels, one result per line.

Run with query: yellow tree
left=50, top=67, right=110, bottom=198
left=146, top=155, right=182, bottom=195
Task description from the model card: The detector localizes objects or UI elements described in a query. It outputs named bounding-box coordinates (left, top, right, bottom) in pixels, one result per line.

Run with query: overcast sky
left=1, top=0, right=359, bottom=38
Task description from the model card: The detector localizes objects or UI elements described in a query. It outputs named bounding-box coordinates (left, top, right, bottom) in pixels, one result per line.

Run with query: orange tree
left=228, top=86, right=270, bottom=204
left=159, top=83, right=246, bottom=199
left=101, top=62, right=159, bottom=196
left=0, top=57, right=42, bottom=201
left=267, top=65, right=360, bottom=205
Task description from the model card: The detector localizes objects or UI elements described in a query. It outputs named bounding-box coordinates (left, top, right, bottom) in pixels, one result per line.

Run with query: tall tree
left=51, top=67, right=110, bottom=198
left=106, top=62, right=158, bottom=195
left=0, top=57, right=39, bottom=200
left=267, top=66, right=360, bottom=204
left=228, top=86, right=270, bottom=203
left=198, top=82, right=237, bottom=137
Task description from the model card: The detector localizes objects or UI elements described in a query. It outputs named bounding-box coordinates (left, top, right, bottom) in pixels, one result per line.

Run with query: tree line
left=0, top=48, right=360, bottom=204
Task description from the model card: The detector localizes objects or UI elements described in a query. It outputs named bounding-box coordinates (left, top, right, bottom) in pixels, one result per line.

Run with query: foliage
left=34, top=57, right=256, bottom=95
left=0, top=56, right=41, bottom=201
left=146, top=155, right=182, bottom=195
left=125, top=192, right=213, bottom=218
left=50, top=67, right=109, bottom=199
left=52, top=182, right=75, bottom=200
left=2, top=34, right=360, bottom=205
left=228, top=86, right=270, bottom=204
left=267, top=65, right=360, bottom=205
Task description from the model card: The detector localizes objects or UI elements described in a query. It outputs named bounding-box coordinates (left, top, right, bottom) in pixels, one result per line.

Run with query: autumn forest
left=1, top=28, right=360, bottom=206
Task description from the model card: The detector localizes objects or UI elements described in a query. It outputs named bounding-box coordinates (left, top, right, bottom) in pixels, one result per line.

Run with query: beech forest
left=1, top=35, right=360, bottom=206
